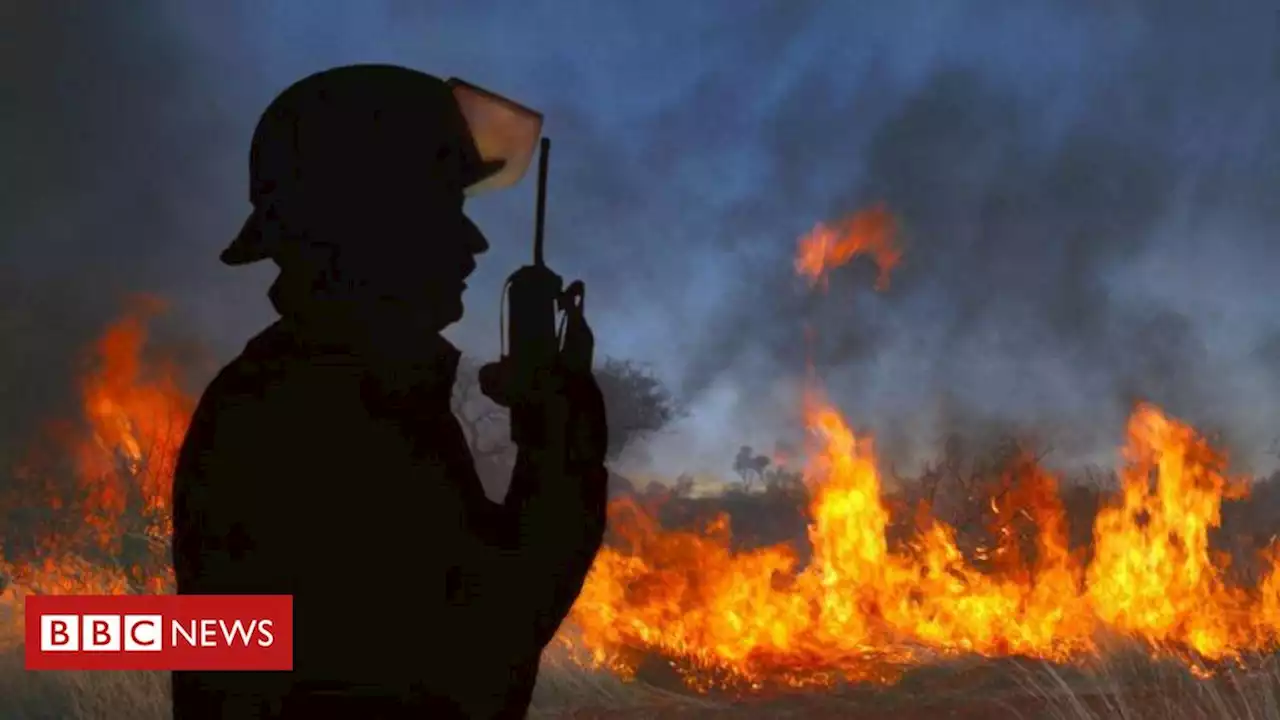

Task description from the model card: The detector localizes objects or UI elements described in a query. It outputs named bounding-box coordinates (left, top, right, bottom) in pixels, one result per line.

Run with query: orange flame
left=75, top=295, right=190, bottom=554
left=794, top=204, right=901, bottom=290
left=1, top=295, right=187, bottom=626
left=567, top=396, right=1280, bottom=689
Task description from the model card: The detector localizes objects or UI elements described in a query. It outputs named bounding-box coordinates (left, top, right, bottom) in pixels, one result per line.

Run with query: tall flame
left=1, top=295, right=186, bottom=629
left=568, top=394, right=1280, bottom=689
left=74, top=295, right=190, bottom=555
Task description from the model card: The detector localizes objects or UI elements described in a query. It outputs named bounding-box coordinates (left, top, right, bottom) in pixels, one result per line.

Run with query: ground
left=5, top=641, right=1279, bottom=719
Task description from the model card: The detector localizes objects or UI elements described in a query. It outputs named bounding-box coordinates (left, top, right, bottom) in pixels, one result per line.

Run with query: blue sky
left=5, top=1, right=1280, bottom=478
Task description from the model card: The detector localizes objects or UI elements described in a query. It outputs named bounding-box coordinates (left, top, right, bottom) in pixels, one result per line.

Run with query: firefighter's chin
left=420, top=286, right=466, bottom=330
left=371, top=286, right=465, bottom=332
left=439, top=295, right=465, bottom=328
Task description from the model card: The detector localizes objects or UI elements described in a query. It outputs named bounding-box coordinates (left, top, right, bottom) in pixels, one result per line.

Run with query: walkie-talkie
left=481, top=137, right=594, bottom=445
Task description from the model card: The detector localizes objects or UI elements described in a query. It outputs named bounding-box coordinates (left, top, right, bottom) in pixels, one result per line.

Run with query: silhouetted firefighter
left=171, top=64, right=609, bottom=719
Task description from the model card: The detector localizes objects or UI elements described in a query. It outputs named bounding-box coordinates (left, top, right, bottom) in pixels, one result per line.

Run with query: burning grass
left=6, top=305, right=1280, bottom=717
left=564, top=399, right=1280, bottom=692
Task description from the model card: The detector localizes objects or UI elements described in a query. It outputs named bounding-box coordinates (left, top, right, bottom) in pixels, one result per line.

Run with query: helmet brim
left=220, top=210, right=273, bottom=266
left=447, top=78, right=544, bottom=196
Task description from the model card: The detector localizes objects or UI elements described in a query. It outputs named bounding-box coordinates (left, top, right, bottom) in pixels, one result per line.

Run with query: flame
left=74, top=295, right=190, bottom=554
left=5, top=212, right=1280, bottom=694
left=1, top=296, right=187, bottom=641
left=794, top=204, right=901, bottom=290
left=569, top=396, right=1086, bottom=688
left=1087, top=404, right=1256, bottom=657
left=566, top=394, right=1280, bottom=690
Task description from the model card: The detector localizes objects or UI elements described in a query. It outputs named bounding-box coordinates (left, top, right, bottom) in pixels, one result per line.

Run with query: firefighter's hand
left=478, top=359, right=608, bottom=467
left=551, top=366, right=608, bottom=469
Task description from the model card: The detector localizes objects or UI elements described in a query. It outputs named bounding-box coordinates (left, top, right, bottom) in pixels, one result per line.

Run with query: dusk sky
left=5, top=1, right=1280, bottom=479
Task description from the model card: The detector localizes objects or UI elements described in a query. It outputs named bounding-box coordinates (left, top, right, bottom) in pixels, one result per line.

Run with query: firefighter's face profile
left=279, top=122, right=499, bottom=329
left=327, top=193, right=488, bottom=329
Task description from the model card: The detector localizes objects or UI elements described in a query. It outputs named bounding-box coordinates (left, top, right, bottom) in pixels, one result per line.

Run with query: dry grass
left=1015, top=652, right=1280, bottom=720
left=0, top=645, right=170, bottom=720
left=7, top=638, right=1280, bottom=720
left=0, top=636, right=724, bottom=720
left=529, top=647, right=727, bottom=718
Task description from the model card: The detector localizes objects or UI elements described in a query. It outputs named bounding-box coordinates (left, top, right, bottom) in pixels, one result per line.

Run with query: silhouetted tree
left=595, top=357, right=683, bottom=460
left=673, top=472, right=695, bottom=498
left=733, top=445, right=771, bottom=490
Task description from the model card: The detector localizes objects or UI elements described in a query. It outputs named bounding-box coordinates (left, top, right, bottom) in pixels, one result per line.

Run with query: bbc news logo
left=25, top=594, right=292, bottom=671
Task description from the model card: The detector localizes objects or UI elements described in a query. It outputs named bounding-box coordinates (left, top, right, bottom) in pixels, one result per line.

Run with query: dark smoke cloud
left=5, top=1, right=1280, bottom=480
left=0, top=2, right=271, bottom=470
left=662, top=2, right=1280, bottom=474
left=1, top=4, right=204, bottom=457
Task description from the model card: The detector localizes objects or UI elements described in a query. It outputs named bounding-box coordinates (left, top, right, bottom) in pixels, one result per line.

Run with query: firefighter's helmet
left=221, top=63, right=542, bottom=266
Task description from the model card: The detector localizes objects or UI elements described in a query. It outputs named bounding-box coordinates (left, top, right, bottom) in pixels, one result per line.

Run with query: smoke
left=1, top=6, right=180, bottom=455
left=0, top=2, right=278, bottom=470
left=4, top=1, right=1280, bottom=480
left=658, top=2, right=1280, bottom=475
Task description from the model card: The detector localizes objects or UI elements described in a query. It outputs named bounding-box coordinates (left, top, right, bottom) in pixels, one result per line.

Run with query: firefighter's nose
left=462, top=214, right=489, bottom=254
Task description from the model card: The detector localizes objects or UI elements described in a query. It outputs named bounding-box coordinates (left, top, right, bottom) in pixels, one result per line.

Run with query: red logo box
left=24, top=595, right=292, bottom=671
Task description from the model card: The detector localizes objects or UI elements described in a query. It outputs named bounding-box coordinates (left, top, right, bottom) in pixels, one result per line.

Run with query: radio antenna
left=533, top=137, right=550, bottom=267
